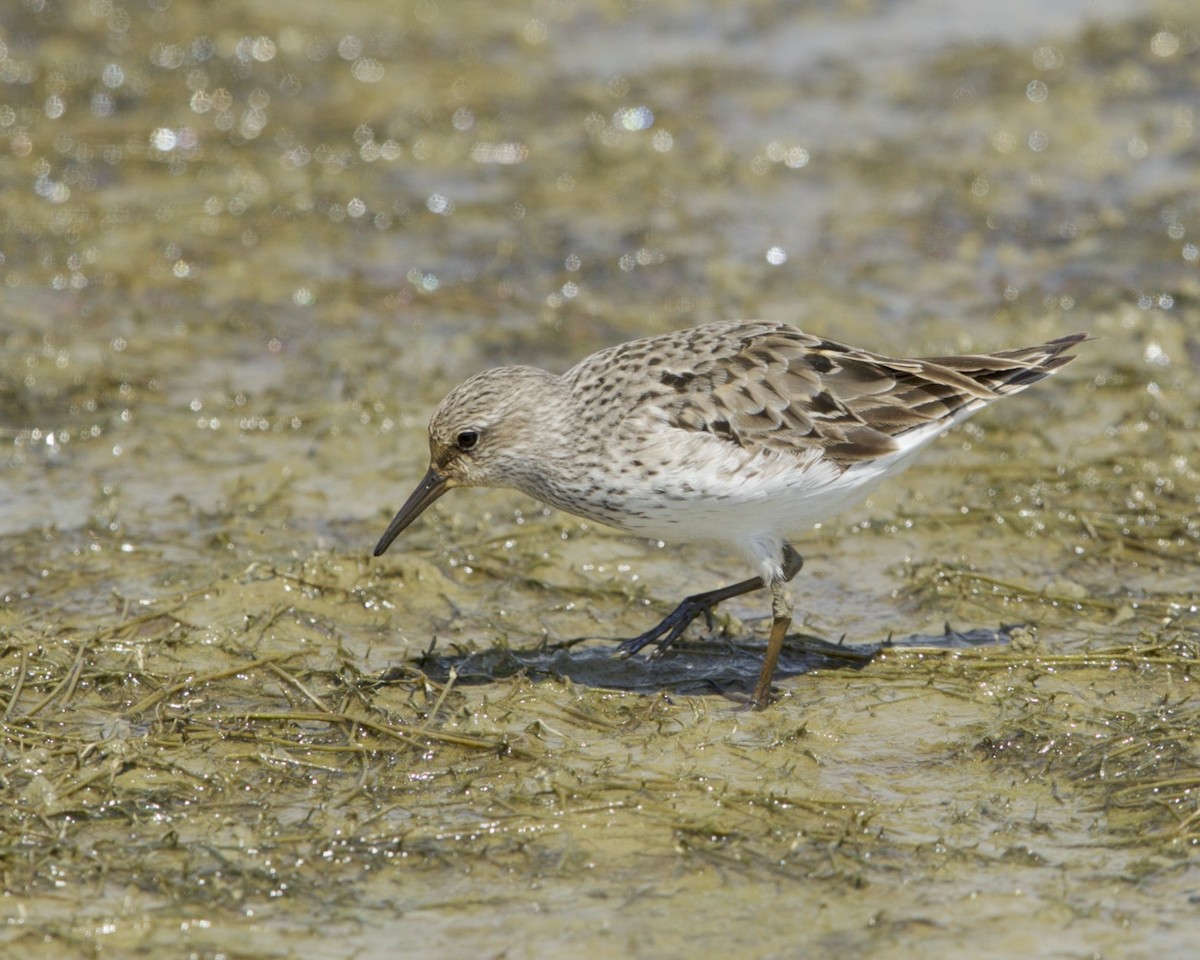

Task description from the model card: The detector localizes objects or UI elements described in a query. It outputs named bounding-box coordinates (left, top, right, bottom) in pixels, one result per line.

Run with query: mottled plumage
left=375, top=321, right=1086, bottom=708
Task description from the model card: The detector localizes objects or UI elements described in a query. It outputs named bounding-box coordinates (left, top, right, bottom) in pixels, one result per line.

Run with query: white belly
left=595, top=420, right=951, bottom=579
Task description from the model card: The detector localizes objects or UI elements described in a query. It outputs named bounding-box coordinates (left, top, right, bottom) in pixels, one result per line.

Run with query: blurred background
left=2, top=1, right=1198, bottom=957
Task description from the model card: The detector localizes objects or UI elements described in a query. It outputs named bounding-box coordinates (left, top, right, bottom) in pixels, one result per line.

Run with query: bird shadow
left=371, top=623, right=1021, bottom=700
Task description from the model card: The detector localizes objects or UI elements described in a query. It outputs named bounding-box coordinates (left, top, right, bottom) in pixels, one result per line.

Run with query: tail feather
left=918, top=332, right=1090, bottom=397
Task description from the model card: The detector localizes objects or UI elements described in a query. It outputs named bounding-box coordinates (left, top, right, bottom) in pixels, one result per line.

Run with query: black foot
left=614, top=595, right=719, bottom=660
left=614, top=575, right=766, bottom=660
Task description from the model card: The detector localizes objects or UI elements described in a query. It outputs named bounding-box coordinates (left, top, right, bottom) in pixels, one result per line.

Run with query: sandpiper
left=374, top=321, right=1086, bottom=708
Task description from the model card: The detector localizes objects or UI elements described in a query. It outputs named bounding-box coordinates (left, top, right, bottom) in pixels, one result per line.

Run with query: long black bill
left=373, top=466, right=451, bottom=556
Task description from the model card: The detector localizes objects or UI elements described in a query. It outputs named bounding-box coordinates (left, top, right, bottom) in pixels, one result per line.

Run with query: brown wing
left=589, top=322, right=1086, bottom=467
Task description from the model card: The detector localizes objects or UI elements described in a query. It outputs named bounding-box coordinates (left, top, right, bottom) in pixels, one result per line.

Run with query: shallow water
left=2, top=1, right=1198, bottom=957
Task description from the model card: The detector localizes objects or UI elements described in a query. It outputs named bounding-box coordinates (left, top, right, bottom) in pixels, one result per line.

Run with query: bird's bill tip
left=373, top=466, right=451, bottom=556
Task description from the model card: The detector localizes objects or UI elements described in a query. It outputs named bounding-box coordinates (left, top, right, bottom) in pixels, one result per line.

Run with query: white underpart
left=611, top=406, right=981, bottom=583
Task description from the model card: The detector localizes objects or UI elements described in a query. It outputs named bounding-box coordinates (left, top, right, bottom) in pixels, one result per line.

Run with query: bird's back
left=552, top=322, right=1086, bottom=547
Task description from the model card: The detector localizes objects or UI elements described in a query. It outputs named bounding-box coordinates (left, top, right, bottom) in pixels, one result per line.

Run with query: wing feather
left=568, top=322, right=1086, bottom=468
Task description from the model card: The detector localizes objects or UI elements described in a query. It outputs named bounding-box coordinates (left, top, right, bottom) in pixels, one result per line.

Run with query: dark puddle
left=377, top=623, right=1020, bottom=697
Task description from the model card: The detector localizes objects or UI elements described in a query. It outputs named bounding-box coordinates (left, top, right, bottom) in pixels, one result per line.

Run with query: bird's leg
left=749, top=581, right=794, bottom=710
left=615, top=576, right=765, bottom=659
left=778, top=542, right=803, bottom=582
left=749, top=543, right=803, bottom=709
left=616, top=543, right=806, bottom=672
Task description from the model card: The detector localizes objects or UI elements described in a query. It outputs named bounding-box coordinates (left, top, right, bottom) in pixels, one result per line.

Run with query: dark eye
left=455, top=430, right=479, bottom=451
